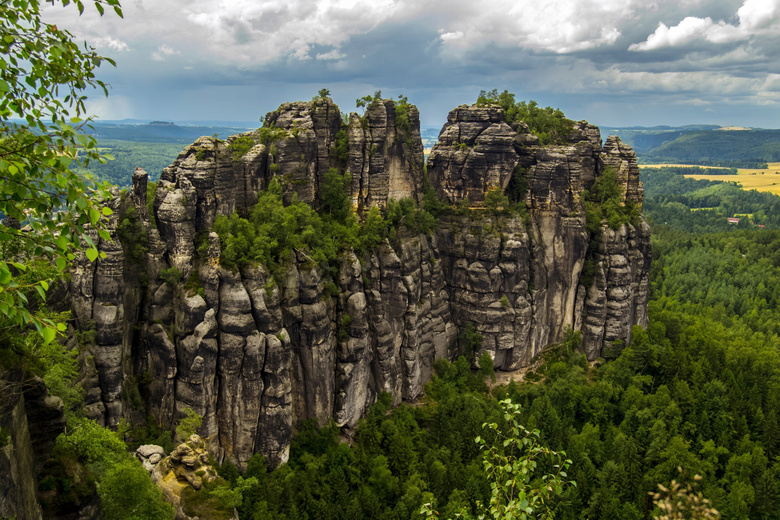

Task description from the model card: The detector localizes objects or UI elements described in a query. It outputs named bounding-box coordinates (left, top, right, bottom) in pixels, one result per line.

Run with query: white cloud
left=439, top=31, right=464, bottom=43
left=738, top=0, right=780, bottom=31
left=92, top=36, right=130, bottom=52
left=675, top=98, right=712, bottom=105
left=183, top=0, right=403, bottom=62
left=433, top=0, right=646, bottom=54
left=631, top=0, right=780, bottom=50
left=762, top=73, right=780, bottom=90
left=316, top=49, right=346, bottom=61
left=151, top=44, right=181, bottom=61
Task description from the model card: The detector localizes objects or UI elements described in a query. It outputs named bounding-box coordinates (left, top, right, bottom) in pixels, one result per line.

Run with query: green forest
left=80, top=140, right=183, bottom=186
left=641, top=167, right=780, bottom=231
left=16, top=166, right=780, bottom=520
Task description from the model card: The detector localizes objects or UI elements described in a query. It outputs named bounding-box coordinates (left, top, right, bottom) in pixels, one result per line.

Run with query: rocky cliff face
left=68, top=99, right=650, bottom=469
left=0, top=376, right=66, bottom=520
left=428, top=106, right=650, bottom=367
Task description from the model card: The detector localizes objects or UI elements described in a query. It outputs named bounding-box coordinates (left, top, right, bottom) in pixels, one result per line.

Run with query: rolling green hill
left=603, top=126, right=780, bottom=168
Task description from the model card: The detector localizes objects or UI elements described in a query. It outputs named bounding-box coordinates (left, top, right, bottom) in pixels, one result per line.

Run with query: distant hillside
left=82, top=121, right=256, bottom=186
left=640, top=166, right=780, bottom=232
left=602, top=125, right=780, bottom=168
left=81, top=140, right=185, bottom=187
left=87, top=121, right=254, bottom=144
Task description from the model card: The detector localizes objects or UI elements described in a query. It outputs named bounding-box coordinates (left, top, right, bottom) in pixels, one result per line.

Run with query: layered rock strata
left=69, top=99, right=650, bottom=469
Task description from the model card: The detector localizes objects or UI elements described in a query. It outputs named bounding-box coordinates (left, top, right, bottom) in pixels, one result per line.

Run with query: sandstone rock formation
left=143, top=435, right=231, bottom=520
left=68, top=98, right=650, bottom=470
left=0, top=375, right=66, bottom=520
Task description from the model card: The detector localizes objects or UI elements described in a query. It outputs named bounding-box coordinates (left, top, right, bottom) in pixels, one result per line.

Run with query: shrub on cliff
left=213, top=178, right=335, bottom=272
left=213, top=173, right=438, bottom=275
left=227, top=135, right=256, bottom=160
left=582, top=167, right=640, bottom=232
left=356, top=90, right=383, bottom=110
left=477, top=89, right=574, bottom=145
left=117, top=207, right=149, bottom=264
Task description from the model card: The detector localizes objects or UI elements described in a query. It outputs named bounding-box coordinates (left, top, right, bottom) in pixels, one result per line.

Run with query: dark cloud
left=42, top=0, right=780, bottom=127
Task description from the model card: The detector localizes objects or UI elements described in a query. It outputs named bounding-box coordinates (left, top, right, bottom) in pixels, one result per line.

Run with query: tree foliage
left=473, top=399, right=573, bottom=520
left=212, top=174, right=437, bottom=279
left=582, top=167, right=639, bottom=232
left=176, top=407, right=203, bottom=442
left=0, top=0, right=122, bottom=340
left=651, top=470, right=720, bottom=519
left=476, top=90, right=574, bottom=145
left=98, top=458, right=175, bottom=520
left=228, top=135, right=256, bottom=160
left=356, top=90, right=382, bottom=110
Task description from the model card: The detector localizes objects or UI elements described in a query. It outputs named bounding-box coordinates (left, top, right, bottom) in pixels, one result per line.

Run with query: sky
left=43, top=0, right=780, bottom=129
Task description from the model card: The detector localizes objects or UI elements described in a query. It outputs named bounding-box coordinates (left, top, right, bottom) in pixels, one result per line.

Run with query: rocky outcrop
left=143, top=435, right=230, bottom=520
left=68, top=98, right=650, bottom=471
left=348, top=100, right=424, bottom=212
left=0, top=375, right=66, bottom=520
left=156, top=98, right=422, bottom=233
left=429, top=107, right=648, bottom=365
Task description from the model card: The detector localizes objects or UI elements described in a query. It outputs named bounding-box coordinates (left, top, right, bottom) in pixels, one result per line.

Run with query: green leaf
left=56, top=256, right=68, bottom=272
left=101, top=206, right=113, bottom=216
left=85, top=248, right=99, bottom=262
left=55, top=235, right=69, bottom=251
left=42, top=326, right=57, bottom=344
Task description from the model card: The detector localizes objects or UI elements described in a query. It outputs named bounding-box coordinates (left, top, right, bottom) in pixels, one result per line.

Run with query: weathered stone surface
left=151, top=435, right=222, bottom=519
left=0, top=375, right=67, bottom=520
left=265, top=99, right=342, bottom=206
left=429, top=105, right=523, bottom=205
left=68, top=99, right=649, bottom=473
left=430, top=104, right=648, bottom=366
left=348, top=99, right=424, bottom=212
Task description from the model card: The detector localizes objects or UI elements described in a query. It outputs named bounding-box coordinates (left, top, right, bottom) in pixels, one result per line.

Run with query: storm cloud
left=44, top=0, right=780, bottom=128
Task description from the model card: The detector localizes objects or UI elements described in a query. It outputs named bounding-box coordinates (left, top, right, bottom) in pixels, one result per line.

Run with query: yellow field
left=642, top=163, right=780, bottom=195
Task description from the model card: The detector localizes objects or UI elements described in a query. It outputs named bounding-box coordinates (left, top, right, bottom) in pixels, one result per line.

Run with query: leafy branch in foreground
left=651, top=469, right=720, bottom=520
left=0, top=0, right=122, bottom=340
left=422, top=398, right=574, bottom=519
